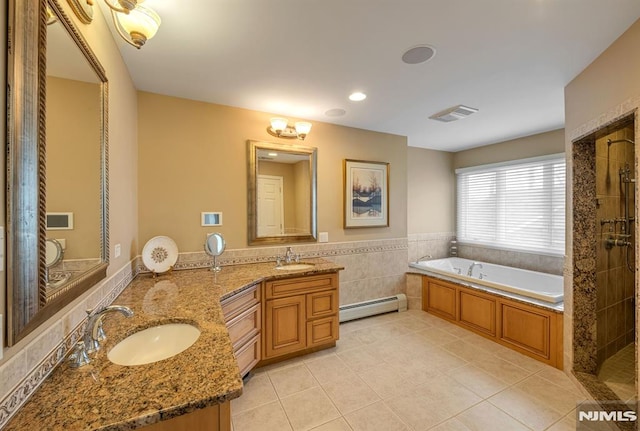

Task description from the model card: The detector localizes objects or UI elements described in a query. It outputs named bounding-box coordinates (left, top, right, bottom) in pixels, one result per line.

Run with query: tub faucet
left=416, top=255, right=433, bottom=263
left=467, top=262, right=483, bottom=277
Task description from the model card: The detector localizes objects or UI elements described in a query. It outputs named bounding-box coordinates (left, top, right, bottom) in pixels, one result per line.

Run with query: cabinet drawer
left=307, top=290, right=338, bottom=319
left=459, top=290, right=496, bottom=336
left=227, top=303, right=261, bottom=349
left=306, top=316, right=339, bottom=348
left=265, top=273, right=337, bottom=299
left=235, top=334, right=260, bottom=378
left=221, top=284, right=260, bottom=321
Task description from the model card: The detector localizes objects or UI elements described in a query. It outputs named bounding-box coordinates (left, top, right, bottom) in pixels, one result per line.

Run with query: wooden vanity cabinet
left=142, top=403, right=230, bottom=431
left=262, top=272, right=339, bottom=361
left=221, top=284, right=261, bottom=377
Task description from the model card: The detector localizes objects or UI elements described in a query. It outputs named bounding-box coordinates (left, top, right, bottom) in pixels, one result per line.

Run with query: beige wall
left=1, top=2, right=138, bottom=360
left=138, top=92, right=408, bottom=251
left=453, top=128, right=565, bottom=169
left=407, top=147, right=455, bottom=234
left=565, top=19, right=640, bottom=133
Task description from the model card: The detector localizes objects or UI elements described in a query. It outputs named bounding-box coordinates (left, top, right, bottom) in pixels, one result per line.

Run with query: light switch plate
left=114, top=243, right=121, bottom=258
left=319, top=232, right=329, bottom=243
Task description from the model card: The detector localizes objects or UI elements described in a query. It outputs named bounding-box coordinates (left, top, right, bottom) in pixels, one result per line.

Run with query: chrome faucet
left=467, top=262, right=483, bottom=277
left=69, top=305, right=133, bottom=368
left=84, top=305, right=134, bottom=354
left=284, top=247, right=294, bottom=264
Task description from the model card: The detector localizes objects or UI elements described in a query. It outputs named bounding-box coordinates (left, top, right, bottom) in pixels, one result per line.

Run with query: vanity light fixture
left=267, top=118, right=313, bottom=140
left=109, top=1, right=161, bottom=49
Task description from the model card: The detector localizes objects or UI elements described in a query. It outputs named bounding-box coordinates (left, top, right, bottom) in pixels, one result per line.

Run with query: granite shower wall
left=595, top=125, right=636, bottom=368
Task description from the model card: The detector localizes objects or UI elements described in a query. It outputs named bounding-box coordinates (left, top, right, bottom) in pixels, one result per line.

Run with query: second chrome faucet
left=69, top=305, right=134, bottom=368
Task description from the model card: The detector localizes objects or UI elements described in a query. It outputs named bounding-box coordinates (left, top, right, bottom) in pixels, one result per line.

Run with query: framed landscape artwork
left=343, top=159, right=389, bottom=228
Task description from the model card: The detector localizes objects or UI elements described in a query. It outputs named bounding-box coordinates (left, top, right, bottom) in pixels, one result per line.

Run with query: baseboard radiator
left=339, top=293, right=408, bottom=323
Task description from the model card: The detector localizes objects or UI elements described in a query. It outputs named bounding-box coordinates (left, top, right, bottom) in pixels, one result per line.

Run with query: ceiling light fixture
left=267, top=118, right=312, bottom=140
left=349, top=92, right=367, bottom=102
left=103, top=0, right=161, bottom=49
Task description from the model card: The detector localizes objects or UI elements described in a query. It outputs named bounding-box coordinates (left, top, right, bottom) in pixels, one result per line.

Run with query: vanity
left=4, top=260, right=343, bottom=431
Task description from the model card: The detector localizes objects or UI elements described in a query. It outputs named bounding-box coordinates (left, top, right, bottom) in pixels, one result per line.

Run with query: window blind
left=456, top=154, right=566, bottom=255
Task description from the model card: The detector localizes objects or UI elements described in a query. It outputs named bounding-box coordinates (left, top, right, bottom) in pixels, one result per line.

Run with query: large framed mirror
left=248, top=140, right=317, bottom=245
left=7, top=0, right=109, bottom=345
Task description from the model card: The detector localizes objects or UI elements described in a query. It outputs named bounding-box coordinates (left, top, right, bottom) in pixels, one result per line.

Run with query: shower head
left=607, top=138, right=635, bottom=146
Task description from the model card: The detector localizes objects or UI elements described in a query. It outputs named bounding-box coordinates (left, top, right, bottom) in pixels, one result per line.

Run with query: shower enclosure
left=595, top=125, right=636, bottom=402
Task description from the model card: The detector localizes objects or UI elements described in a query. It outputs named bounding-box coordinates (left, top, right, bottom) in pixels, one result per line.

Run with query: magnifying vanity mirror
left=204, top=233, right=226, bottom=272
left=247, top=140, right=317, bottom=245
left=7, top=0, right=109, bottom=344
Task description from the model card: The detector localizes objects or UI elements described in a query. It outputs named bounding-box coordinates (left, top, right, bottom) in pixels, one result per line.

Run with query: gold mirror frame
left=247, top=140, right=317, bottom=245
left=6, top=0, right=109, bottom=345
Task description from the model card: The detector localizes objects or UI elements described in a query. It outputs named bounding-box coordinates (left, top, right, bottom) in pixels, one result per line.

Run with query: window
left=456, top=154, right=566, bottom=255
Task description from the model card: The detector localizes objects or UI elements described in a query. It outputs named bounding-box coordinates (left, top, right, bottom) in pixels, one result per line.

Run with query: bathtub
left=409, top=257, right=563, bottom=304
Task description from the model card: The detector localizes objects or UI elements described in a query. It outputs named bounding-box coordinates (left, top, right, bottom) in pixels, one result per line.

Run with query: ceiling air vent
left=429, top=105, right=478, bottom=122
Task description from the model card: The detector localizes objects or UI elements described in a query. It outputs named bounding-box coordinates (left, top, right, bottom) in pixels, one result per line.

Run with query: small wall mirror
left=205, top=233, right=226, bottom=272
left=7, top=0, right=109, bottom=344
left=247, top=140, right=317, bottom=245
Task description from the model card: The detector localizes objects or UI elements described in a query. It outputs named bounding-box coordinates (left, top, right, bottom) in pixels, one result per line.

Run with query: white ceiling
left=103, top=0, right=640, bottom=152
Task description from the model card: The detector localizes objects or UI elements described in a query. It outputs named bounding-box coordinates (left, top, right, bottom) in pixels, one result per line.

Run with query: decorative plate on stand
left=142, top=236, right=178, bottom=274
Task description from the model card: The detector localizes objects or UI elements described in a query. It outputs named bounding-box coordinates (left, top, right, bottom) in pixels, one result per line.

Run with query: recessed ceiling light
left=325, top=108, right=347, bottom=117
left=402, top=45, right=436, bottom=65
left=349, top=92, right=367, bottom=102
left=268, top=152, right=278, bottom=157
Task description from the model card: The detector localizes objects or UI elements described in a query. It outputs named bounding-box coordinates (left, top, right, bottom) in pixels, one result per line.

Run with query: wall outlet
left=114, top=243, right=121, bottom=258
left=319, top=232, right=329, bottom=243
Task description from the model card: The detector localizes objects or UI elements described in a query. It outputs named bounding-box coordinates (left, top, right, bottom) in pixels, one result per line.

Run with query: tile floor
left=231, top=309, right=590, bottom=431
left=598, top=343, right=637, bottom=403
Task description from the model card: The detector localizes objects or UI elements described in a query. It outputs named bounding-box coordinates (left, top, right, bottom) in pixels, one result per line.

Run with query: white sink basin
left=275, top=263, right=315, bottom=271
left=107, top=323, right=200, bottom=366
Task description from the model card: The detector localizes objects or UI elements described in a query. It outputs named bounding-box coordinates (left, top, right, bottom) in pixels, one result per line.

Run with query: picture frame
left=343, top=159, right=389, bottom=228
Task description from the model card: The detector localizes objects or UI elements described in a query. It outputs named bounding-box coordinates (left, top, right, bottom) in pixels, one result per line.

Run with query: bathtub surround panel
left=420, top=275, right=564, bottom=368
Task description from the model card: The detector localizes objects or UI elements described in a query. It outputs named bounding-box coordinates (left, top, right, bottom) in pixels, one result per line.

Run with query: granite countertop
left=5, top=258, right=343, bottom=431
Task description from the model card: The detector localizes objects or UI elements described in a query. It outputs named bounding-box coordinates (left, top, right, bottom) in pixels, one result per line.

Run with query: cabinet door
left=307, top=316, right=339, bottom=347
left=264, top=295, right=306, bottom=358
left=307, top=290, right=338, bottom=319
